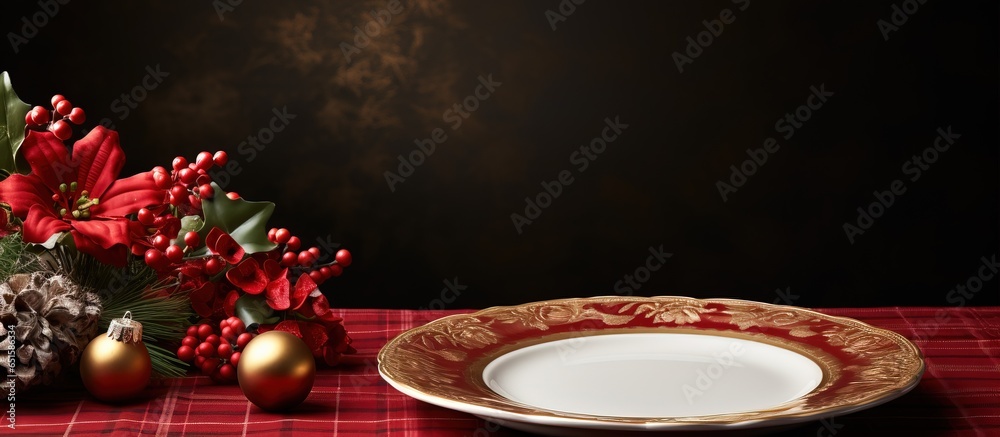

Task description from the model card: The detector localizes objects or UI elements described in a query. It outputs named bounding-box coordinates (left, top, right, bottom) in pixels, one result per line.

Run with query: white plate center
left=483, top=332, right=822, bottom=418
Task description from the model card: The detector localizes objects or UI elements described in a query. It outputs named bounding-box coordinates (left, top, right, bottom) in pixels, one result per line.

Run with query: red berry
left=153, top=171, right=171, bottom=189
left=195, top=151, right=214, bottom=170
left=165, top=245, right=183, bottom=263
left=30, top=106, right=49, bottom=124
left=204, top=258, right=223, bottom=276
left=307, top=246, right=320, bottom=258
left=229, top=352, right=240, bottom=367
left=328, top=264, right=343, bottom=277
left=195, top=174, right=211, bottom=187
left=197, top=324, right=213, bottom=340
left=50, top=120, right=71, bottom=140
left=55, top=99, right=72, bottom=116
left=226, top=192, right=240, bottom=200
left=275, top=228, right=291, bottom=244
left=186, top=326, right=198, bottom=337
left=172, top=156, right=188, bottom=171
left=297, top=251, right=314, bottom=267
left=286, top=236, right=301, bottom=251
left=170, top=184, right=187, bottom=200
left=152, top=234, right=170, bottom=251
left=309, top=270, right=323, bottom=283
left=267, top=228, right=278, bottom=243
left=184, top=231, right=200, bottom=248
left=196, top=342, right=214, bottom=357
left=194, top=355, right=206, bottom=367
left=280, top=251, right=297, bottom=267
left=198, top=184, right=214, bottom=199
left=144, top=249, right=164, bottom=267
left=336, top=249, right=352, bottom=267
left=228, top=317, right=245, bottom=333
left=200, top=358, right=220, bottom=375
left=220, top=326, right=235, bottom=341
left=178, top=167, right=196, bottom=184
left=213, top=151, right=229, bottom=166
left=68, top=107, right=85, bottom=125
left=177, top=345, right=195, bottom=362
left=24, top=112, right=33, bottom=126
left=218, top=363, right=235, bottom=380
left=137, top=208, right=155, bottom=226
left=182, top=335, right=199, bottom=348
left=205, top=334, right=220, bottom=346
left=217, top=342, right=233, bottom=358
left=236, top=333, right=252, bottom=349
left=50, top=94, right=65, bottom=107
left=319, top=266, right=332, bottom=279
left=189, top=194, right=201, bottom=208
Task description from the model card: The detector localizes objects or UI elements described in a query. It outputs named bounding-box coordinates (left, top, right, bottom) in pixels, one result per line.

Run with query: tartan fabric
left=9, top=306, right=1000, bottom=436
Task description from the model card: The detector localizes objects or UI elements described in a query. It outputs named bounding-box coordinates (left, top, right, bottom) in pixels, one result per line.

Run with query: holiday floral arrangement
left=0, top=72, right=354, bottom=398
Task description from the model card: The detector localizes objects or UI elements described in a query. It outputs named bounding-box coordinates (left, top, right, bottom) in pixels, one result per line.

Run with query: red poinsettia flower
left=261, top=261, right=313, bottom=311
left=0, top=128, right=162, bottom=266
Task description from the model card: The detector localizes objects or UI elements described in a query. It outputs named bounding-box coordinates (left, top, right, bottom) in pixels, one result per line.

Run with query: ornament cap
left=106, top=311, right=143, bottom=344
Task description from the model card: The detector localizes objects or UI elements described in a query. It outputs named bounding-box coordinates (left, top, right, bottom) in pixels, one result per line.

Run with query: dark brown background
left=2, top=1, right=997, bottom=309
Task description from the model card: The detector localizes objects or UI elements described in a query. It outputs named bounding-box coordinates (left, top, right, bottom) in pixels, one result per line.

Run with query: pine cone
left=0, top=272, right=102, bottom=392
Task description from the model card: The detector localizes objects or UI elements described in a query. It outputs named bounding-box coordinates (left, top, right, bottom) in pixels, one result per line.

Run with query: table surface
left=11, top=306, right=1000, bottom=436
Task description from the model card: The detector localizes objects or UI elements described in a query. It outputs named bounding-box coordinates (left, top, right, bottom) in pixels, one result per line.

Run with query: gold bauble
left=79, top=312, right=151, bottom=402
left=237, top=331, right=315, bottom=411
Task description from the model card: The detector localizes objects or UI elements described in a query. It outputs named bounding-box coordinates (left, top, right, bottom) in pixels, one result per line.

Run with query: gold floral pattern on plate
left=378, top=296, right=924, bottom=432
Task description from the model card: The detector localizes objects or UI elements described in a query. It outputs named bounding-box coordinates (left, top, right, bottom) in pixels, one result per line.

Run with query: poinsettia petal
left=290, top=274, right=316, bottom=311
left=70, top=219, right=134, bottom=266
left=92, top=172, right=163, bottom=217
left=21, top=204, right=70, bottom=244
left=265, top=276, right=291, bottom=310
left=20, top=130, right=73, bottom=192
left=262, top=259, right=286, bottom=281
left=296, top=321, right=329, bottom=355
left=224, top=289, right=240, bottom=317
left=226, top=258, right=267, bottom=294
left=71, top=126, right=126, bottom=198
left=273, top=320, right=301, bottom=337
left=0, top=173, right=52, bottom=217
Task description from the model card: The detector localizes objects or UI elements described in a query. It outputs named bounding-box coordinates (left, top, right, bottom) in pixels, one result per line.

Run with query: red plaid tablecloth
left=10, top=307, right=1000, bottom=436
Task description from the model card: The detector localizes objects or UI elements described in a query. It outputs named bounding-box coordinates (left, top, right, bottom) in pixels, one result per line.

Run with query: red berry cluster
left=135, top=150, right=234, bottom=272
left=24, top=94, right=86, bottom=141
left=269, top=227, right=352, bottom=286
left=176, top=317, right=254, bottom=382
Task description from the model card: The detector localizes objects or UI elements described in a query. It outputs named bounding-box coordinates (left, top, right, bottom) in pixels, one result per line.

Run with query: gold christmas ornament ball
left=238, top=330, right=316, bottom=411
left=79, top=312, right=151, bottom=402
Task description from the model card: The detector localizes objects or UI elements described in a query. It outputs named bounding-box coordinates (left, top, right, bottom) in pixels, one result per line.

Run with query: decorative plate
left=378, top=296, right=924, bottom=435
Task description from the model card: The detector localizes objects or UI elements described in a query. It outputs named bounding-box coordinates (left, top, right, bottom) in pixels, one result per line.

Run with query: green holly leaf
left=191, top=182, right=277, bottom=256
left=234, top=293, right=280, bottom=328
left=0, top=71, right=31, bottom=175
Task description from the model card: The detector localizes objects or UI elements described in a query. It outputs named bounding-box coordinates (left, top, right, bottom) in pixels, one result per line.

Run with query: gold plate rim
left=378, top=296, right=925, bottom=430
